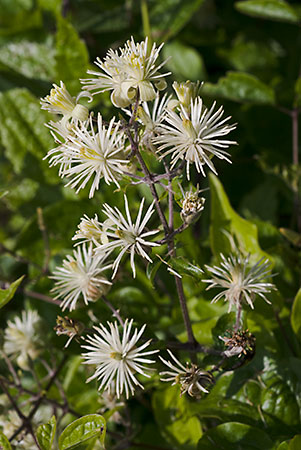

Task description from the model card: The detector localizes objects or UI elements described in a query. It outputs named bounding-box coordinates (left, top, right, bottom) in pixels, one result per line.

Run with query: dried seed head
left=219, top=330, right=256, bottom=359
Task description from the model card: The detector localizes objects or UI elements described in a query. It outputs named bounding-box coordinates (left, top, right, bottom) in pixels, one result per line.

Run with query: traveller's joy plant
left=1, top=36, right=277, bottom=449
left=40, top=36, right=275, bottom=398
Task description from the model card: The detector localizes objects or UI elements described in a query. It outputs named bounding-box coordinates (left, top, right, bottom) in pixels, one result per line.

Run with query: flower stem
left=102, top=295, right=124, bottom=326
left=234, top=303, right=242, bottom=332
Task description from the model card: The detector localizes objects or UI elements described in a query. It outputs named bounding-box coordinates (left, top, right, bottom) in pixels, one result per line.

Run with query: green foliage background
left=0, top=0, right=301, bottom=449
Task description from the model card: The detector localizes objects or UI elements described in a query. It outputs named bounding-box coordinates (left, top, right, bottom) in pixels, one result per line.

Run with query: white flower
left=81, top=319, right=158, bottom=399
left=94, top=195, right=159, bottom=278
left=81, top=37, right=169, bottom=107
left=73, top=214, right=105, bottom=246
left=159, top=350, right=214, bottom=398
left=137, top=93, right=171, bottom=151
left=56, top=114, right=128, bottom=198
left=51, top=244, right=112, bottom=311
left=40, top=81, right=89, bottom=121
left=203, top=253, right=276, bottom=312
left=43, top=119, right=76, bottom=176
left=3, top=310, right=42, bottom=370
left=155, top=97, right=237, bottom=179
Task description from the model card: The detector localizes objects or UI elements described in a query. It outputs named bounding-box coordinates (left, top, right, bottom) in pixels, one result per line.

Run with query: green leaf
left=168, top=256, right=203, bottom=280
left=36, top=416, right=56, bottom=450
left=203, top=71, right=275, bottom=105
left=0, top=189, right=9, bottom=198
left=0, top=41, right=56, bottom=81
left=0, top=88, right=53, bottom=174
left=260, top=357, right=300, bottom=426
left=197, top=422, right=274, bottom=449
left=218, top=37, right=278, bottom=72
left=0, top=275, right=24, bottom=309
left=38, top=0, right=61, bottom=14
left=163, top=41, right=206, bottom=81
left=152, top=386, right=202, bottom=449
left=289, top=435, right=301, bottom=449
left=58, top=414, right=106, bottom=450
left=146, top=259, right=162, bottom=284
left=277, top=443, right=289, bottom=450
left=209, top=174, right=268, bottom=262
left=0, top=1, right=42, bottom=36
left=235, top=0, right=299, bottom=24
left=0, top=432, right=12, bottom=450
left=279, top=228, right=301, bottom=247
left=55, top=16, right=89, bottom=90
left=291, top=288, right=301, bottom=339
left=150, top=0, right=205, bottom=41
left=260, top=377, right=300, bottom=426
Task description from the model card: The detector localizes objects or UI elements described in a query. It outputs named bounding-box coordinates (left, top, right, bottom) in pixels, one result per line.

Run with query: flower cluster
left=38, top=36, right=277, bottom=409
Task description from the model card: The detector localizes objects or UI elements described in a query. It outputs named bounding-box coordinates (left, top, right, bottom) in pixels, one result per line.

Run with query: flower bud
left=72, top=104, right=89, bottom=121
left=173, top=80, right=201, bottom=111
left=180, top=186, right=205, bottom=224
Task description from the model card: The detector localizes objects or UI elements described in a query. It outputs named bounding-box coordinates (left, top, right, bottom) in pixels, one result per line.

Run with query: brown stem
left=167, top=340, right=221, bottom=355
left=0, top=377, right=26, bottom=421
left=102, top=295, right=124, bottom=326
left=0, top=376, right=80, bottom=417
left=156, top=223, right=188, bottom=245
left=1, top=351, right=21, bottom=386
left=173, top=275, right=196, bottom=346
left=27, top=355, right=68, bottom=424
left=162, top=160, right=174, bottom=231
left=24, top=289, right=61, bottom=306
left=135, top=151, right=170, bottom=235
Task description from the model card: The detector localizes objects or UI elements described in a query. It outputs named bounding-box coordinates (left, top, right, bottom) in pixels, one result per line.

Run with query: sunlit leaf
left=0, top=275, right=24, bottom=309
left=58, top=414, right=106, bottom=450
left=291, top=288, right=301, bottom=339
left=0, top=432, right=12, bottom=450
left=36, top=416, right=56, bottom=450
left=55, top=16, right=89, bottom=90
left=209, top=174, right=268, bottom=262
left=168, top=256, right=203, bottom=280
